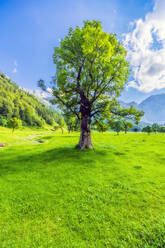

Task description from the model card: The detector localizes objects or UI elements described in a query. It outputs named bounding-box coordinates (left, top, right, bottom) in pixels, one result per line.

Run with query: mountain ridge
left=121, top=93, right=165, bottom=124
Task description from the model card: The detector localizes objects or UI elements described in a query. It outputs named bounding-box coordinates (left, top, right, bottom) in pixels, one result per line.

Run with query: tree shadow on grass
left=38, top=136, right=54, bottom=140
left=0, top=146, right=108, bottom=176
left=53, top=135, right=78, bottom=138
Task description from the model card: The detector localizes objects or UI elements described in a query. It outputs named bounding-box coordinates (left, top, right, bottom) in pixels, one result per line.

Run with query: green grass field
left=0, top=127, right=165, bottom=248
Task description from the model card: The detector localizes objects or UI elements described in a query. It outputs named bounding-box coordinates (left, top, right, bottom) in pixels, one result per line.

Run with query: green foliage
left=133, top=127, right=140, bottom=132
left=159, top=126, right=165, bottom=132
left=95, top=121, right=109, bottom=132
left=53, top=20, right=129, bottom=113
left=152, top=123, right=160, bottom=133
left=110, top=120, right=124, bottom=134
left=0, top=116, right=8, bottom=126
left=0, top=73, right=61, bottom=127
left=122, top=120, right=133, bottom=133
left=142, top=124, right=165, bottom=134
left=57, top=118, right=66, bottom=134
left=107, top=105, right=143, bottom=134
left=117, top=105, right=144, bottom=125
left=39, top=21, right=139, bottom=125
left=53, top=118, right=66, bottom=134
left=39, top=20, right=144, bottom=148
left=142, top=126, right=153, bottom=134
left=8, top=117, right=22, bottom=132
left=64, top=115, right=79, bottom=132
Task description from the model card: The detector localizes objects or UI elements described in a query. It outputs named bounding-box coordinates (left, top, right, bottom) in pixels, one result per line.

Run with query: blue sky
left=1, top=0, right=165, bottom=103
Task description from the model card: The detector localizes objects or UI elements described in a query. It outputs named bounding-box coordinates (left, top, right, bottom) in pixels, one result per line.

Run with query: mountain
left=119, top=100, right=138, bottom=109
left=121, top=94, right=165, bottom=124
left=0, top=73, right=60, bottom=127
left=139, top=94, right=165, bottom=124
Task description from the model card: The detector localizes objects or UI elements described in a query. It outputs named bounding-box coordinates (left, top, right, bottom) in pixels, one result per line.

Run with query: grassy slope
left=0, top=127, right=165, bottom=248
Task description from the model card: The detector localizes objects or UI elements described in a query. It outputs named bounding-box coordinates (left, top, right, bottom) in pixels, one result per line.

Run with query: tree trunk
left=78, top=115, right=93, bottom=150
left=78, top=92, right=93, bottom=150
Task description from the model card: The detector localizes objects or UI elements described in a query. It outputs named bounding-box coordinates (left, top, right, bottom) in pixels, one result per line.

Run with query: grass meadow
left=0, top=127, right=165, bottom=247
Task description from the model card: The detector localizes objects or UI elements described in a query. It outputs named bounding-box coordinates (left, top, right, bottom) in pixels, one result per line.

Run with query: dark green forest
left=0, top=73, right=60, bottom=127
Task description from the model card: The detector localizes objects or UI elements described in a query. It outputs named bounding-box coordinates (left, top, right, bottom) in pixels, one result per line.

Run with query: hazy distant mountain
left=120, top=93, right=165, bottom=124
left=139, top=94, right=165, bottom=124
left=119, top=100, right=138, bottom=109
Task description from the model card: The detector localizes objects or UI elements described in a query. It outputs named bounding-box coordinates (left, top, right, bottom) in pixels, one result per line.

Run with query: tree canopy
left=39, top=20, right=143, bottom=149
left=142, top=126, right=153, bottom=134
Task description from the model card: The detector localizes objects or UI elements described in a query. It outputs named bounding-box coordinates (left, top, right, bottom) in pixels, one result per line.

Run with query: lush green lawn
left=0, top=127, right=165, bottom=248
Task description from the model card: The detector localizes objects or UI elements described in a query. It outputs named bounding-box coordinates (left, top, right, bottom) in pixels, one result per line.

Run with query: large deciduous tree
left=39, top=20, right=143, bottom=149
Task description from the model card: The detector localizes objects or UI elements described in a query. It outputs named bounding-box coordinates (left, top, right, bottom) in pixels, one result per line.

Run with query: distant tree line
left=90, top=121, right=165, bottom=135
left=142, top=123, right=165, bottom=134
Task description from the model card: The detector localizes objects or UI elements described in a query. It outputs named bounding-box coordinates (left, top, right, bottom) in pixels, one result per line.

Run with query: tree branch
left=54, top=93, right=80, bottom=119
left=90, top=76, right=114, bottom=104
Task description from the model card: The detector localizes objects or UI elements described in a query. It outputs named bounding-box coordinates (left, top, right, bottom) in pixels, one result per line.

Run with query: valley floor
left=0, top=127, right=165, bottom=247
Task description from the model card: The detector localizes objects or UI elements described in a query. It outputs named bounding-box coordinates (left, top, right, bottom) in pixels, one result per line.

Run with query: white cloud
left=12, top=60, right=18, bottom=73
left=24, top=88, right=51, bottom=99
left=21, top=88, right=53, bottom=106
left=47, top=87, right=53, bottom=94
left=123, top=0, right=165, bottom=92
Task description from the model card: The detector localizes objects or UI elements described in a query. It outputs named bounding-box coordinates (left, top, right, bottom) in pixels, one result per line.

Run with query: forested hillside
left=0, top=73, right=60, bottom=127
